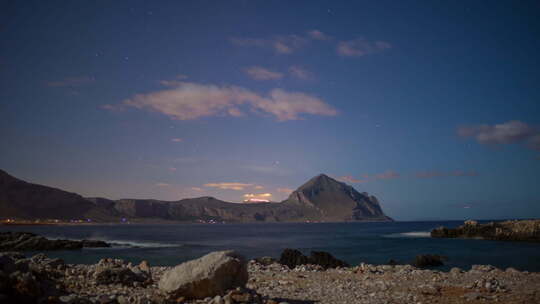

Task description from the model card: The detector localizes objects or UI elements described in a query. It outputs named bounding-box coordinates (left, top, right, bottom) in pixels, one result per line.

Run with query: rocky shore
left=431, top=219, right=540, bottom=242
left=1, top=249, right=539, bottom=304
left=0, top=232, right=110, bottom=251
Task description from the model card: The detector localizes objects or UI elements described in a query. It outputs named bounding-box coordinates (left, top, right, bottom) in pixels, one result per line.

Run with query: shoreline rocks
left=1, top=250, right=539, bottom=303
left=279, top=249, right=349, bottom=269
left=0, top=231, right=110, bottom=251
left=431, top=219, right=540, bottom=242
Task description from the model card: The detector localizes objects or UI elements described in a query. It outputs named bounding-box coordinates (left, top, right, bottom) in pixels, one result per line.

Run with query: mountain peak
left=283, top=173, right=391, bottom=221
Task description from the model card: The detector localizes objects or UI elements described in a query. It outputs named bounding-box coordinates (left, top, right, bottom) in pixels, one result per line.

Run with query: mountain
left=282, top=174, right=391, bottom=221
left=0, top=170, right=392, bottom=222
left=0, top=169, right=114, bottom=221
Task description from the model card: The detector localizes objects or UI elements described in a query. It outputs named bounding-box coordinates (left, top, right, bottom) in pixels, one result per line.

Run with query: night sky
left=1, top=1, right=539, bottom=220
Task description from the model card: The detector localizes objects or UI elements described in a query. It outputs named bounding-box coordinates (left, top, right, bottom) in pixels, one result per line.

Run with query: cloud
left=244, top=66, right=283, bottom=80
left=191, top=187, right=203, bottom=191
left=458, top=120, right=540, bottom=151
left=451, top=170, right=479, bottom=177
left=171, top=138, right=183, bottom=142
left=337, top=38, right=392, bottom=57
left=288, top=66, right=312, bottom=80
left=47, top=76, right=95, bottom=87
left=204, top=182, right=253, bottom=190
left=254, top=185, right=264, bottom=190
left=159, top=75, right=189, bottom=87
left=337, top=175, right=367, bottom=184
left=243, top=193, right=272, bottom=203
left=101, top=104, right=120, bottom=111
left=122, top=81, right=337, bottom=121
left=244, top=193, right=272, bottom=198
left=277, top=187, right=294, bottom=194
left=307, top=30, right=331, bottom=40
left=155, top=183, right=170, bottom=187
left=415, top=171, right=478, bottom=178
left=375, top=170, right=400, bottom=179
left=415, top=171, right=444, bottom=178
left=230, top=35, right=308, bottom=54
left=169, top=167, right=177, bottom=171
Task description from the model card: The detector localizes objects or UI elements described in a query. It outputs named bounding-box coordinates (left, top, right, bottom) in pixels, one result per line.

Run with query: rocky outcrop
left=0, top=232, right=110, bottom=251
left=279, top=248, right=349, bottom=269
left=158, top=250, right=248, bottom=299
left=431, top=219, right=540, bottom=242
left=413, top=254, right=446, bottom=268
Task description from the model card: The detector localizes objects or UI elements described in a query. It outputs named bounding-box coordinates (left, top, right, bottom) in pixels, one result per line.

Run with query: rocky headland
left=0, top=232, right=110, bottom=251
left=1, top=249, right=539, bottom=304
left=431, top=219, right=540, bottom=242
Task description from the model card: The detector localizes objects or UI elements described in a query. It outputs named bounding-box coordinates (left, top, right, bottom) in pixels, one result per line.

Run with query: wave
left=384, top=231, right=431, bottom=238
left=100, top=239, right=181, bottom=248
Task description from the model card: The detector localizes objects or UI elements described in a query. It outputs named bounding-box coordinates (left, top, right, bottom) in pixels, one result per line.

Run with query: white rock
left=158, top=250, right=248, bottom=299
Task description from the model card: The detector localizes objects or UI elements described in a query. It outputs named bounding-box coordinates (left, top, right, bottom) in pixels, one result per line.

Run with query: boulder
left=254, top=256, right=276, bottom=266
left=279, top=249, right=348, bottom=269
left=309, top=251, right=349, bottom=269
left=279, top=249, right=309, bottom=269
left=158, top=250, right=248, bottom=299
left=413, top=254, right=445, bottom=268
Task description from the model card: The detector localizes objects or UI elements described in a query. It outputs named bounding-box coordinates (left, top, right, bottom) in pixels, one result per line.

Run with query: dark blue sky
left=1, top=1, right=539, bottom=220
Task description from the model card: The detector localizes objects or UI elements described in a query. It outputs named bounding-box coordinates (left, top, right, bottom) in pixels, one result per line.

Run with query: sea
left=2, top=220, right=540, bottom=272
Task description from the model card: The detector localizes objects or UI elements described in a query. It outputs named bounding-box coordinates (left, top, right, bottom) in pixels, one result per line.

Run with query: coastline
left=2, top=251, right=539, bottom=304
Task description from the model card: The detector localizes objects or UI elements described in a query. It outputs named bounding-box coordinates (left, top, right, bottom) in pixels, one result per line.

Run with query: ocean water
left=2, top=221, right=540, bottom=272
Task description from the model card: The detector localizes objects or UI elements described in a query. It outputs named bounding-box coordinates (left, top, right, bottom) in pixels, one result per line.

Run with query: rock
left=387, top=259, right=399, bottom=266
left=81, top=240, right=110, bottom=248
left=279, top=249, right=348, bottom=269
left=413, top=254, right=445, bottom=268
left=0, top=232, right=111, bottom=251
left=158, top=250, right=248, bottom=299
left=279, top=249, right=310, bottom=269
left=254, top=256, right=276, bottom=266
left=138, top=260, right=150, bottom=273
left=463, top=292, right=482, bottom=300
left=0, top=253, right=16, bottom=273
left=309, top=251, right=349, bottom=269
left=59, top=294, right=78, bottom=303
left=431, top=219, right=540, bottom=242
left=94, top=267, right=145, bottom=286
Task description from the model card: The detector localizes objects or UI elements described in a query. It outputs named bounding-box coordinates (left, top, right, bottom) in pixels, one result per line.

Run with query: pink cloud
left=171, top=138, right=183, bottom=142
left=204, top=182, right=253, bottom=191
left=375, top=170, right=400, bottom=180
left=458, top=120, right=540, bottom=151
left=415, top=170, right=479, bottom=178
left=277, top=187, right=294, bottom=194
left=307, top=30, right=331, bottom=41
left=337, top=175, right=367, bottom=184
left=230, top=35, right=308, bottom=54
left=244, top=66, right=283, bottom=80
left=122, top=82, right=337, bottom=121
left=288, top=66, right=312, bottom=80
left=337, top=38, right=392, bottom=57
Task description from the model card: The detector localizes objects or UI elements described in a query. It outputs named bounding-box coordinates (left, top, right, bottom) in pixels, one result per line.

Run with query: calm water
left=2, top=221, right=540, bottom=271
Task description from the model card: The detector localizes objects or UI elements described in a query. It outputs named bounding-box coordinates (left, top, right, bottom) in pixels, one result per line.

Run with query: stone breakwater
left=431, top=219, right=540, bottom=242
left=1, top=251, right=540, bottom=304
